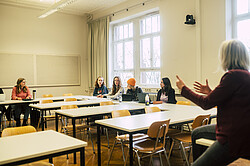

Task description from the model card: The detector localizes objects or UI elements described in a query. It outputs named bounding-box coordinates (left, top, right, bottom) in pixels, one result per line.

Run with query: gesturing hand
left=176, top=75, right=185, bottom=90
left=193, top=79, right=211, bottom=95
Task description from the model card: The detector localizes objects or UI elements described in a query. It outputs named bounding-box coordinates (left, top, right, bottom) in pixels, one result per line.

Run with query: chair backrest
left=191, top=114, right=211, bottom=130
left=1, top=126, right=36, bottom=137
left=111, top=109, right=130, bottom=118
left=147, top=119, right=170, bottom=138
left=145, top=107, right=161, bottom=114
left=40, top=99, right=53, bottom=104
left=63, top=93, right=73, bottom=96
left=64, top=98, right=77, bottom=102
left=42, top=94, right=53, bottom=98
left=61, top=105, right=78, bottom=110
left=176, top=101, right=191, bottom=105
left=153, top=101, right=163, bottom=104
left=100, top=101, right=114, bottom=106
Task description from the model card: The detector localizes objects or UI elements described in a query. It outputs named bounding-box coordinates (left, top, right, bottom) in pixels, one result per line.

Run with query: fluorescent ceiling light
left=38, top=0, right=78, bottom=18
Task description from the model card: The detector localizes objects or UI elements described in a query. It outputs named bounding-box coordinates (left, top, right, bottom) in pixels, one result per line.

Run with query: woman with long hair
left=176, top=40, right=250, bottom=165
left=156, top=77, right=177, bottom=104
left=103, top=76, right=124, bottom=99
left=12, top=78, right=32, bottom=126
left=93, top=76, right=108, bottom=97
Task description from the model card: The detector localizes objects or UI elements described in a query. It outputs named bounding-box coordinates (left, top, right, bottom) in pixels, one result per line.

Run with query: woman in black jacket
left=156, top=77, right=177, bottom=104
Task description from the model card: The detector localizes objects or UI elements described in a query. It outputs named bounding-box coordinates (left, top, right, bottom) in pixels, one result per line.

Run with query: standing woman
left=12, top=78, right=32, bottom=126
left=176, top=40, right=250, bottom=165
left=156, top=77, right=177, bottom=104
left=103, top=76, right=124, bottom=99
left=93, top=76, right=108, bottom=97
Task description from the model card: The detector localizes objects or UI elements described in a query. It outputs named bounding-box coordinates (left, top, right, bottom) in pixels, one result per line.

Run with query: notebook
left=122, top=94, right=133, bottom=101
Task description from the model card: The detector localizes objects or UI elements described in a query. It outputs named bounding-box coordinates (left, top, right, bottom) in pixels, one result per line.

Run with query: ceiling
left=0, top=0, right=128, bottom=16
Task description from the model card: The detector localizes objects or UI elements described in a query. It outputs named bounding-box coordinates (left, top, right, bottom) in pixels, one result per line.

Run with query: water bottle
left=119, top=92, right=122, bottom=102
left=145, top=94, right=149, bottom=106
left=33, top=90, right=36, bottom=100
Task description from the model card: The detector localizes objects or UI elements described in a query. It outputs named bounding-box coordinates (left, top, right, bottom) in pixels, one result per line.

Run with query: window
left=110, top=13, right=161, bottom=87
left=232, top=0, right=250, bottom=49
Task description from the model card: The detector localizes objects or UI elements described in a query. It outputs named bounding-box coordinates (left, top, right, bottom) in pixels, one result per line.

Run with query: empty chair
left=39, top=100, right=55, bottom=129
left=63, top=93, right=73, bottom=96
left=145, top=106, right=161, bottom=113
left=1, top=126, right=53, bottom=166
left=168, top=114, right=211, bottom=166
left=107, top=109, right=146, bottom=165
left=176, top=101, right=191, bottom=105
left=132, top=119, right=171, bottom=166
left=60, top=105, right=95, bottom=153
left=42, top=94, right=53, bottom=98
left=100, top=101, right=114, bottom=106
left=64, top=98, right=77, bottom=102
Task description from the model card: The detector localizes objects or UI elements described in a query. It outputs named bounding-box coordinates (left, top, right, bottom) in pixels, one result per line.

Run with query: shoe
left=16, top=119, right=21, bottom=127
left=22, top=119, right=27, bottom=126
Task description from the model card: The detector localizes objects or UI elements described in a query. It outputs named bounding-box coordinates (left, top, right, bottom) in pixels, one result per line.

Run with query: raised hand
left=193, top=79, right=211, bottom=95
left=176, top=75, right=185, bottom=90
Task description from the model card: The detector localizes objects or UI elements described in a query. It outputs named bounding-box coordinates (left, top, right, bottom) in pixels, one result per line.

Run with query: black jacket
left=156, top=88, right=177, bottom=104
left=126, top=86, right=143, bottom=101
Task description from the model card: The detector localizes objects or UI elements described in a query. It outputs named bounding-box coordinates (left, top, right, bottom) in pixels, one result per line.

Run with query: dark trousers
left=192, top=124, right=238, bottom=166
left=14, top=104, right=30, bottom=120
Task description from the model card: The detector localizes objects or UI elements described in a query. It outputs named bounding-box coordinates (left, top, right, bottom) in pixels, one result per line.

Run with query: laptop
left=137, top=93, right=149, bottom=103
left=122, top=94, right=133, bottom=101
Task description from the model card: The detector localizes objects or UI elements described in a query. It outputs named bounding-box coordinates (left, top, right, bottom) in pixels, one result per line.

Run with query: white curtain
left=87, top=16, right=110, bottom=88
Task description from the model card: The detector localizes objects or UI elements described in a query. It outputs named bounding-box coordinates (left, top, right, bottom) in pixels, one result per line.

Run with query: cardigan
left=156, top=88, right=177, bottom=104
left=93, top=85, right=109, bottom=96
left=181, top=69, right=250, bottom=158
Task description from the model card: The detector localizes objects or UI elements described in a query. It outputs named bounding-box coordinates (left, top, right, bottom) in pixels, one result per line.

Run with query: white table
left=29, top=98, right=111, bottom=130
left=0, top=130, right=87, bottom=166
left=95, top=104, right=217, bottom=166
left=54, top=102, right=146, bottom=138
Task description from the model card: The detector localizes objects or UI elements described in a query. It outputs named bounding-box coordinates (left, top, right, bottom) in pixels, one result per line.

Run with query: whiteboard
left=0, top=53, right=80, bottom=87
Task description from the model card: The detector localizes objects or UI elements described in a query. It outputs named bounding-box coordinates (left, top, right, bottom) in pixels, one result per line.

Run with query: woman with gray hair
left=176, top=40, right=250, bottom=165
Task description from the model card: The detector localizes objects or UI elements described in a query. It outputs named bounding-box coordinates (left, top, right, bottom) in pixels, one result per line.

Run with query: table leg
left=55, top=113, right=58, bottom=132
left=97, top=125, right=101, bottom=166
left=49, top=157, right=53, bottom=164
left=80, top=147, right=85, bottom=166
left=129, top=133, right=133, bottom=166
left=72, top=118, right=76, bottom=164
left=41, top=110, right=44, bottom=131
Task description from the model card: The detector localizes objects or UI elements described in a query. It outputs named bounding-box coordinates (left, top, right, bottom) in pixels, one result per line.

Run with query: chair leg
left=88, top=129, right=95, bottom=154
left=168, top=140, right=175, bottom=159
left=107, top=139, right=117, bottom=165
left=120, top=141, right=126, bottom=162
left=159, top=153, right=163, bottom=166
left=106, top=128, right=110, bottom=148
left=180, top=141, right=190, bottom=166
left=164, top=149, right=171, bottom=166
left=135, top=150, right=141, bottom=166
left=149, top=155, right=153, bottom=166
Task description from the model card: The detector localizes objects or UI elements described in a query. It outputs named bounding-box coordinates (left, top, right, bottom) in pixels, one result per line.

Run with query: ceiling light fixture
left=38, top=0, right=78, bottom=18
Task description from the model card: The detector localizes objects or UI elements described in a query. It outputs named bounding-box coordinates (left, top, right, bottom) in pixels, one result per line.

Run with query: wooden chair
left=100, top=101, right=114, bottom=106
left=60, top=105, right=95, bottom=154
left=42, top=94, right=53, bottom=98
left=107, top=110, right=147, bottom=165
left=145, top=107, right=161, bottom=113
left=176, top=101, right=191, bottom=105
left=64, top=98, right=77, bottom=102
left=63, top=93, right=73, bottom=96
left=132, top=119, right=171, bottom=166
left=153, top=101, right=163, bottom=104
left=1, top=126, right=53, bottom=166
left=168, top=114, right=211, bottom=166
left=39, top=100, right=55, bottom=129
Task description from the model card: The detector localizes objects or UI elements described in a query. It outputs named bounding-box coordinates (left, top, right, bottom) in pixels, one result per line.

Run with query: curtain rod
left=87, top=0, right=153, bottom=23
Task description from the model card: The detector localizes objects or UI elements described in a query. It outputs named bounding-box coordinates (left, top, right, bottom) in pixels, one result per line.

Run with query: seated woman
left=126, top=78, right=143, bottom=101
left=93, top=76, right=109, bottom=97
left=12, top=78, right=32, bottom=126
left=156, top=77, right=177, bottom=104
left=102, top=76, right=124, bottom=99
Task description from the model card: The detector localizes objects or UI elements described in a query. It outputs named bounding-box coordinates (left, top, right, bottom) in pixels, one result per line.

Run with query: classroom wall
left=0, top=4, right=89, bottom=99
left=92, top=0, right=226, bottom=90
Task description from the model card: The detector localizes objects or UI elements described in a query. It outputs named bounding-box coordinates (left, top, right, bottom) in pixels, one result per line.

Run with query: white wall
left=92, top=0, right=226, bottom=91
left=0, top=4, right=89, bottom=99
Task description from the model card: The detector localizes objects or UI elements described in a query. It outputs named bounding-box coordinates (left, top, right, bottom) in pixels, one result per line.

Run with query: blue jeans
left=192, top=124, right=238, bottom=166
